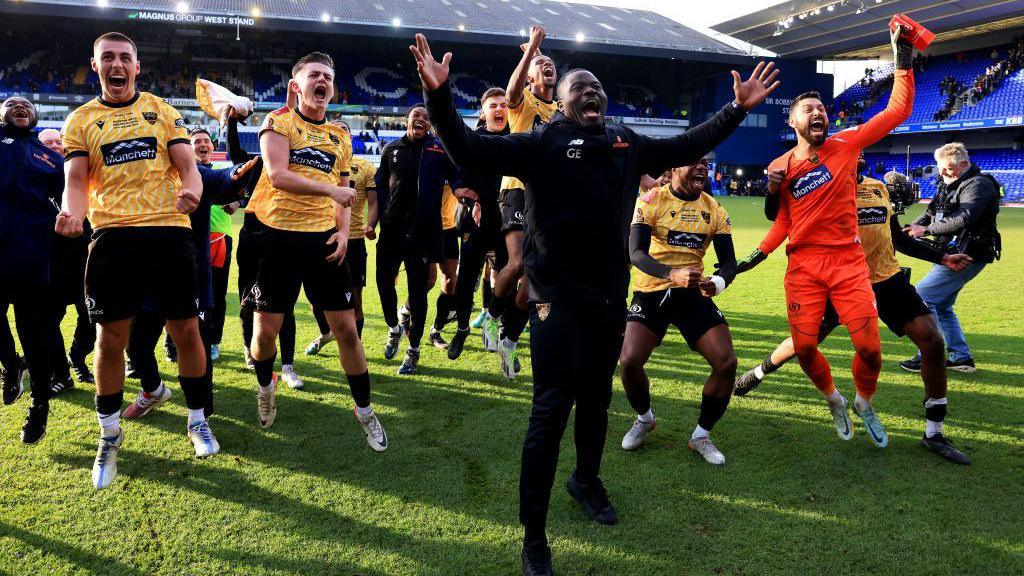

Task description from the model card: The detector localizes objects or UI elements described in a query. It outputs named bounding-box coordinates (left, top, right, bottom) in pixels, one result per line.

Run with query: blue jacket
left=192, top=162, right=251, bottom=310
left=0, top=124, right=63, bottom=285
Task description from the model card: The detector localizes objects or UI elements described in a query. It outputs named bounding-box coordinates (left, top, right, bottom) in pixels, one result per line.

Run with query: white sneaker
left=92, top=429, right=124, bottom=489
left=281, top=364, right=304, bottom=390
left=829, top=396, right=854, bottom=441
left=188, top=419, right=221, bottom=457
left=355, top=407, right=388, bottom=452
left=621, top=417, right=656, bottom=451
left=688, top=435, right=726, bottom=465
left=498, top=338, right=518, bottom=381
left=481, top=315, right=499, bottom=353
left=257, top=376, right=277, bottom=428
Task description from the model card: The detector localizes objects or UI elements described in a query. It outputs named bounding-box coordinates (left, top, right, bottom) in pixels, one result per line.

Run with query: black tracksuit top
left=426, top=81, right=747, bottom=306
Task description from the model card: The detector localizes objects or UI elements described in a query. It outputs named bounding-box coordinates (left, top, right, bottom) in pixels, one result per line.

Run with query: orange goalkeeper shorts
left=784, top=244, right=877, bottom=328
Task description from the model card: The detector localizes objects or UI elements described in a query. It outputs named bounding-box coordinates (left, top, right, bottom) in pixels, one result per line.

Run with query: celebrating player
left=240, top=52, right=387, bottom=451
left=735, top=158, right=971, bottom=463
left=306, top=119, right=378, bottom=355
left=411, top=33, right=778, bottom=576
left=58, top=32, right=210, bottom=488
left=619, top=157, right=738, bottom=465
left=736, top=24, right=916, bottom=449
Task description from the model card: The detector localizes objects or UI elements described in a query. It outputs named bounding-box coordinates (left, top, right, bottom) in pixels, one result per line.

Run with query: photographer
left=901, top=143, right=1000, bottom=373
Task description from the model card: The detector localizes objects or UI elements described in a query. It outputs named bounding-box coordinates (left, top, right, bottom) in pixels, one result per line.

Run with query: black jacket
left=375, top=133, right=456, bottom=254
left=456, top=124, right=507, bottom=238
left=426, top=81, right=747, bottom=306
left=913, top=163, right=1000, bottom=262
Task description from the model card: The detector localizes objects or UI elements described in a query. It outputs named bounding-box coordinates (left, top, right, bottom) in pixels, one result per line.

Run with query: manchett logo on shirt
left=101, top=137, right=157, bottom=166
left=289, top=147, right=336, bottom=173
left=791, top=164, right=833, bottom=200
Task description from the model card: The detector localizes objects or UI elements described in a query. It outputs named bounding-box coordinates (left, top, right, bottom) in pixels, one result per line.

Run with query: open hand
left=410, top=33, right=452, bottom=91
left=732, top=61, right=780, bottom=111
left=903, top=224, right=928, bottom=238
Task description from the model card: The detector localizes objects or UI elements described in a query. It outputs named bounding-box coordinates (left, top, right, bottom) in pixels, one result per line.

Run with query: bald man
left=38, top=129, right=64, bottom=156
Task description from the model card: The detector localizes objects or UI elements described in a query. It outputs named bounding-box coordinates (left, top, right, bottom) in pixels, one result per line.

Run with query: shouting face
left=1, top=97, right=37, bottom=130
left=789, top=96, right=829, bottom=146
left=296, top=62, right=334, bottom=114
left=92, top=38, right=139, bottom=103
left=482, top=94, right=508, bottom=132
left=671, top=157, right=710, bottom=195
left=407, top=106, right=430, bottom=140
left=557, top=69, right=607, bottom=128
left=191, top=131, right=213, bottom=164
left=528, top=55, right=557, bottom=90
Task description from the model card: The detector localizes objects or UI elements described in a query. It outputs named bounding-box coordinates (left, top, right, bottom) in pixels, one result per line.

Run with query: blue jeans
left=914, top=261, right=986, bottom=362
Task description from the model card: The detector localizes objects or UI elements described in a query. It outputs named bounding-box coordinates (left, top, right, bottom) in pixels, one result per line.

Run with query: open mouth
left=108, top=74, right=127, bottom=89
left=690, top=171, right=707, bottom=188
left=493, top=113, right=505, bottom=123
left=581, top=99, right=601, bottom=121
left=11, top=109, right=29, bottom=120
left=412, top=120, right=426, bottom=131
left=809, top=117, right=825, bottom=135
left=313, top=85, right=327, bottom=100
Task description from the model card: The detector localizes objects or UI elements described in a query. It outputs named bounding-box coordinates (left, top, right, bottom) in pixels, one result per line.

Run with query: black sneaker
left=49, top=374, right=75, bottom=397
left=566, top=472, right=618, bottom=525
left=899, top=357, right=922, bottom=373
left=2, top=362, right=25, bottom=405
left=21, top=404, right=48, bottom=445
left=69, top=355, right=94, bottom=384
left=448, top=328, right=470, bottom=360
left=384, top=325, right=404, bottom=360
left=521, top=543, right=553, bottom=576
left=733, top=367, right=763, bottom=397
left=428, top=330, right=449, bottom=350
left=946, top=357, right=977, bottom=373
left=397, top=348, right=420, bottom=375
left=922, top=433, right=970, bottom=465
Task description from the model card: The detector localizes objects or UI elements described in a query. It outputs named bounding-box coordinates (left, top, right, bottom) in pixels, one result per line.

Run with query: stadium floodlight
left=458, top=24, right=465, bottom=31
left=251, top=6, right=260, bottom=17
left=827, top=4, right=834, bottom=11
left=176, top=1, right=188, bottom=13
left=736, top=168, right=744, bottom=176
left=392, top=17, right=402, bottom=27
left=97, top=0, right=108, bottom=7
left=321, top=12, right=330, bottom=22
left=575, top=32, right=585, bottom=42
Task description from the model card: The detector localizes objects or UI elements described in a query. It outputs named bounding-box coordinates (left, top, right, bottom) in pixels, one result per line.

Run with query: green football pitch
left=1, top=198, right=1021, bottom=575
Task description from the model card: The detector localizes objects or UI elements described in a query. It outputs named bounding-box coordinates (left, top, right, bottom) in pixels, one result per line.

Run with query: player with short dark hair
left=240, top=52, right=387, bottom=451
left=57, top=32, right=210, bottom=488
left=619, top=157, right=738, bottom=464
left=411, top=33, right=777, bottom=575
left=735, top=155, right=972, bottom=464
left=738, top=24, right=917, bottom=450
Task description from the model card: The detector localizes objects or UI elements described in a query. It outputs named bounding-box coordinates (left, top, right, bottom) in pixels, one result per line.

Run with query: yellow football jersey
left=441, top=183, right=457, bottom=230
left=61, top=91, right=191, bottom=229
left=246, top=106, right=352, bottom=232
left=632, top=185, right=732, bottom=293
left=856, top=177, right=901, bottom=284
left=500, top=89, right=557, bottom=192
left=348, top=156, right=376, bottom=239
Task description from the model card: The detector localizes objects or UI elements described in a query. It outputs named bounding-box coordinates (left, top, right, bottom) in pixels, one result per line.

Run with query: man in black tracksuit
left=375, top=105, right=457, bottom=375
left=447, top=88, right=510, bottom=359
left=411, top=34, right=779, bottom=575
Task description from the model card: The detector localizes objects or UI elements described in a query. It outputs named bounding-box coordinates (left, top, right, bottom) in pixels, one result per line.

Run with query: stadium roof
left=13, top=0, right=750, bottom=60
left=712, top=0, right=1024, bottom=59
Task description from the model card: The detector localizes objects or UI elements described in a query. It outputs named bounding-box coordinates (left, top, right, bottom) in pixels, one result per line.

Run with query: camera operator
left=901, top=143, right=1000, bottom=373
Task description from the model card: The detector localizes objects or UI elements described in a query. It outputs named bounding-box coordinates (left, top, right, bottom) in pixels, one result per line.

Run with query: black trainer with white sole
left=922, top=433, right=971, bottom=464
left=946, top=357, right=977, bottom=373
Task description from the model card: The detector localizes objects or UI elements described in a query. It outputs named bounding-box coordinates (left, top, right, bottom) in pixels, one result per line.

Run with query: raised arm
left=638, top=61, right=779, bottom=177
left=225, top=115, right=251, bottom=164
left=506, top=26, right=544, bottom=108
left=839, top=26, right=916, bottom=149
left=411, top=34, right=535, bottom=178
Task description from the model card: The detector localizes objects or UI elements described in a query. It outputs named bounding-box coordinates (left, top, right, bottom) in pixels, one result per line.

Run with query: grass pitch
left=1, top=198, right=1022, bottom=575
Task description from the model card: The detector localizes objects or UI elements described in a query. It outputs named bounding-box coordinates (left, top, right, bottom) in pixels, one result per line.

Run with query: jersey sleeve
left=362, top=161, right=376, bottom=190
left=339, top=135, right=353, bottom=181
left=260, top=108, right=292, bottom=139
left=758, top=197, right=790, bottom=254
left=162, top=101, right=190, bottom=147
left=836, top=69, right=915, bottom=149
left=632, top=189, right=659, bottom=226
left=61, top=111, right=89, bottom=160
left=715, top=201, right=733, bottom=235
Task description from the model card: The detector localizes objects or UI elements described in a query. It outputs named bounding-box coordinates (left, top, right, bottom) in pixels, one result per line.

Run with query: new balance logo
left=289, top=147, right=336, bottom=173
left=791, top=165, right=833, bottom=200
left=857, top=206, right=887, bottom=225
left=568, top=139, right=584, bottom=145
left=100, top=137, right=157, bottom=166
left=666, top=230, right=707, bottom=249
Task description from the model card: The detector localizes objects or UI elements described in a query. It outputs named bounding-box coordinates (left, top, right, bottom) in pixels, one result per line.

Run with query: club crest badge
left=142, top=111, right=158, bottom=125
left=536, top=303, right=551, bottom=321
